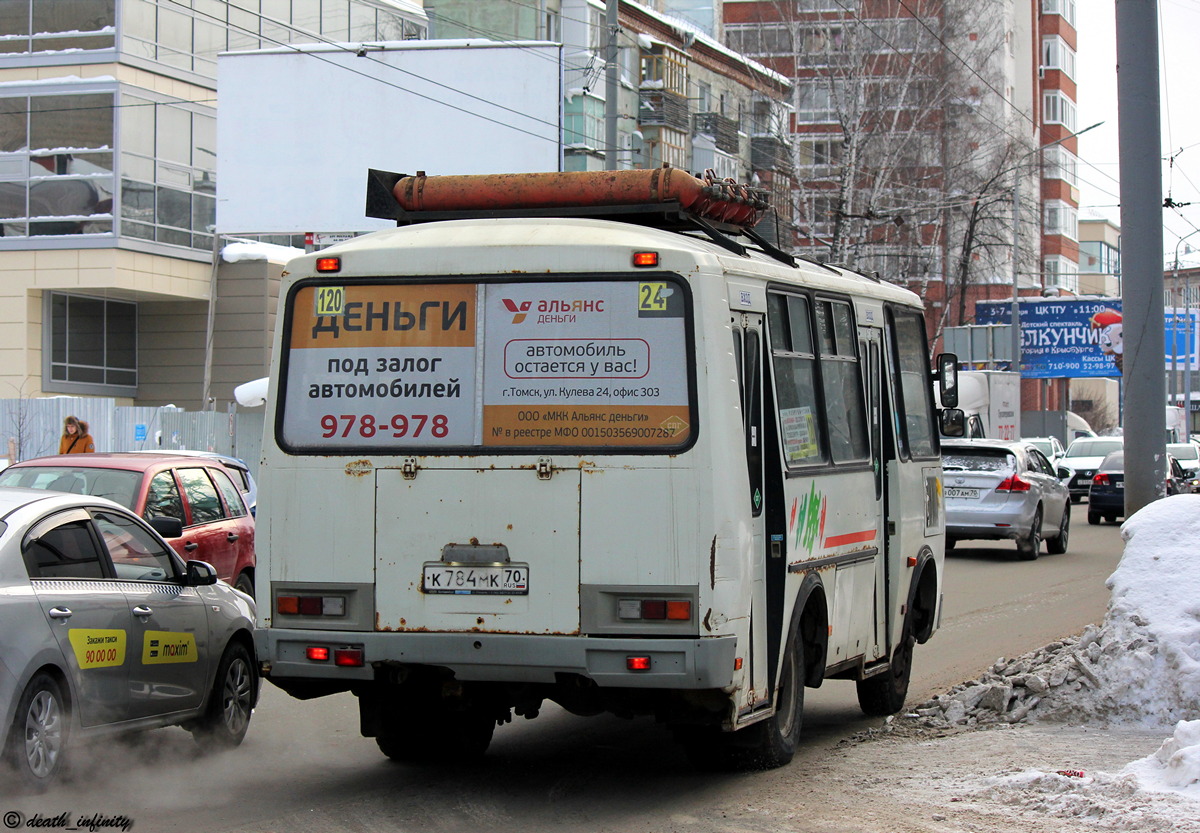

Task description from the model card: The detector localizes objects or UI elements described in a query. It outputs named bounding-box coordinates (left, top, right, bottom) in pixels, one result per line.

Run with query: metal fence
left=0, top=397, right=266, bottom=479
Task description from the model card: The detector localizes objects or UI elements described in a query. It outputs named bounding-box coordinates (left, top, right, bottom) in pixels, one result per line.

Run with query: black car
left=1087, top=451, right=1191, bottom=524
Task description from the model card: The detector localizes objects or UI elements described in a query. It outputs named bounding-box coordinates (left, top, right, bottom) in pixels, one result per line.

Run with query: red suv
left=0, top=453, right=256, bottom=594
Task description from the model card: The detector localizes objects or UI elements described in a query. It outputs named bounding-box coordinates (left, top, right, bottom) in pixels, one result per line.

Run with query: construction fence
left=0, top=396, right=266, bottom=479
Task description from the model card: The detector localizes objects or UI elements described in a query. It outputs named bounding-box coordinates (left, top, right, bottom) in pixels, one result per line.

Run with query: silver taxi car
left=0, top=487, right=258, bottom=790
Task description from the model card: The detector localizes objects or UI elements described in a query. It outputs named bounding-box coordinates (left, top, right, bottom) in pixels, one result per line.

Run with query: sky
left=1076, top=0, right=1200, bottom=266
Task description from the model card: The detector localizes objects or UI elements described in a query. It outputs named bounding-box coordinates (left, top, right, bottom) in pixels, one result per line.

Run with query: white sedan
left=0, top=487, right=258, bottom=791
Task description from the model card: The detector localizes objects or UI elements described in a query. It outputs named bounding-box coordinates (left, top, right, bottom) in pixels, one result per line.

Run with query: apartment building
left=425, top=0, right=797, bottom=237
left=0, top=0, right=427, bottom=409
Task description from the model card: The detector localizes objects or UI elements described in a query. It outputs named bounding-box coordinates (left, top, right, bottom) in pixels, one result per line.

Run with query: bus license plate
left=422, top=564, right=529, bottom=595
left=944, top=487, right=979, bottom=499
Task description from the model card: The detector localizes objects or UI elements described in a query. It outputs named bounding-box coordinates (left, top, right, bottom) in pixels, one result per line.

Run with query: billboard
left=217, top=40, right=563, bottom=235
left=975, top=299, right=1200, bottom=378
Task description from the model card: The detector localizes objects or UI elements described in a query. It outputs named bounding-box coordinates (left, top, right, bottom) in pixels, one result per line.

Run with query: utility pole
left=1116, top=0, right=1167, bottom=514
left=604, top=0, right=619, bottom=171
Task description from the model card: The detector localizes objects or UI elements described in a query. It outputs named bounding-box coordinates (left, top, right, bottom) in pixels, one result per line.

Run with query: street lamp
left=1010, top=121, right=1104, bottom=373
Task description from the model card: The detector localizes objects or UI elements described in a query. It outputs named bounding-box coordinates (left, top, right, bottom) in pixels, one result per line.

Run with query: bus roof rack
left=364, top=167, right=799, bottom=268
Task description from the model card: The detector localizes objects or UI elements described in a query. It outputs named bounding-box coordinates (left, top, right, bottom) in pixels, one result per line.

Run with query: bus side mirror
left=937, top=353, right=959, bottom=408
left=940, top=408, right=966, bottom=438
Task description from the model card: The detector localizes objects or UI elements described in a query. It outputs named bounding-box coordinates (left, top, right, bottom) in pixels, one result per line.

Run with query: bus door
left=733, top=312, right=772, bottom=716
left=858, top=326, right=889, bottom=663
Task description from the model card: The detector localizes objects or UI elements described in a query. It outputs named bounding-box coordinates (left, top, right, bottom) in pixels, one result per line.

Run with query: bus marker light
left=334, top=648, right=364, bottom=667
left=627, top=656, right=652, bottom=671
left=316, top=256, right=341, bottom=272
left=734, top=657, right=743, bottom=670
left=306, top=646, right=330, bottom=661
left=666, top=600, right=691, bottom=620
left=277, top=596, right=299, bottom=615
left=632, top=251, right=659, bottom=267
left=907, top=556, right=918, bottom=567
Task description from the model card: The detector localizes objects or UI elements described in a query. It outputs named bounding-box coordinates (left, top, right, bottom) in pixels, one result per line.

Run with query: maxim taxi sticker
left=67, top=629, right=127, bottom=669
left=142, top=631, right=198, bottom=664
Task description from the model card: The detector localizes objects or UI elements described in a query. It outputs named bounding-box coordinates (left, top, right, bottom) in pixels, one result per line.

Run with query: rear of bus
left=255, top=216, right=754, bottom=762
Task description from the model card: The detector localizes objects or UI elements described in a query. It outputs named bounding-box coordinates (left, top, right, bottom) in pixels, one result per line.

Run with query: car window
left=942, top=448, right=1014, bottom=472
left=23, top=519, right=106, bottom=579
left=209, top=468, right=248, bottom=518
left=1065, top=439, right=1123, bottom=458
left=178, top=467, right=224, bottom=524
left=144, top=471, right=184, bottom=523
left=0, top=467, right=141, bottom=508
left=1167, top=444, right=1199, bottom=461
left=1028, top=448, right=1055, bottom=476
left=1098, top=451, right=1124, bottom=471
left=94, top=510, right=178, bottom=582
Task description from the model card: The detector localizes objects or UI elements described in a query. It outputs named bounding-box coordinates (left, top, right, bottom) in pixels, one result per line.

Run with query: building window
left=796, top=81, right=842, bottom=123
left=119, top=93, right=216, bottom=251
left=1042, top=36, right=1076, bottom=80
left=1044, top=200, right=1078, bottom=242
left=796, top=138, right=843, bottom=169
left=0, top=91, right=115, bottom=238
left=1043, top=256, right=1079, bottom=293
left=0, top=0, right=116, bottom=55
left=46, top=292, right=137, bottom=393
left=121, top=0, right=426, bottom=79
left=1079, top=240, right=1120, bottom=275
left=1043, top=91, right=1077, bottom=131
left=1042, top=145, right=1079, bottom=186
left=1041, top=0, right=1077, bottom=28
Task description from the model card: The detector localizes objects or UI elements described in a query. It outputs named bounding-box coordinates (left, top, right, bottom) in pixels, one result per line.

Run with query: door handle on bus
left=227, top=532, right=239, bottom=542
left=184, top=541, right=198, bottom=551
left=48, top=607, right=72, bottom=620
left=132, top=606, right=153, bottom=619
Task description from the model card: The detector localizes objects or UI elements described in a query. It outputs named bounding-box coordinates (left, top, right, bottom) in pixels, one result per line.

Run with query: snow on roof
left=221, top=240, right=304, bottom=264
left=623, top=0, right=791, bottom=89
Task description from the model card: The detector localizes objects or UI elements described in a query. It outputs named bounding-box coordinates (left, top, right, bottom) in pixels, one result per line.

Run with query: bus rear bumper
left=256, top=628, right=737, bottom=689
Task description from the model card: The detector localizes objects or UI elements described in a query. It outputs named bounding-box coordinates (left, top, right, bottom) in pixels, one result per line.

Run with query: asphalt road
left=2, top=508, right=1126, bottom=832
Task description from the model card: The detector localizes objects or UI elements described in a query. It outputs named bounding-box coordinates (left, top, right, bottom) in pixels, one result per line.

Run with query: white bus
left=255, top=169, right=961, bottom=770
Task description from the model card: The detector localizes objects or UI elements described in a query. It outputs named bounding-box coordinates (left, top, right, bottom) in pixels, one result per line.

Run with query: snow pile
left=901, top=494, right=1200, bottom=810
left=909, top=495, right=1200, bottom=732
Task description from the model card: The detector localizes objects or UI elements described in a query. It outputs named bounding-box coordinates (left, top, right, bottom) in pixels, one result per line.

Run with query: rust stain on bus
left=345, top=459, right=373, bottom=477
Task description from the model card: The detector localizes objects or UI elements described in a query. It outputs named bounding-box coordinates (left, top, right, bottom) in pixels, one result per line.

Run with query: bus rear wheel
left=683, top=635, right=804, bottom=771
left=856, top=614, right=914, bottom=716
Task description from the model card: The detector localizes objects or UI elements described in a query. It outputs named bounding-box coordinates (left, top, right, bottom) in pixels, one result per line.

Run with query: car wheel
left=1045, top=502, right=1070, bottom=555
left=1088, top=511, right=1100, bottom=525
left=234, top=571, right=254, bottom=598
left=856, top=610, right=914, bottom=716
left=5, top=672, right=69, bottom=791
left=191, top=641, right=256, bottom=752
left=683, top=633, right=804, bottom=771
left=1016, top=508, right=1042, bottom=560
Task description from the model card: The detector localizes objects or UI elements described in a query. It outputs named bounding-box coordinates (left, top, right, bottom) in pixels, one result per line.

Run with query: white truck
left=936, top=370, right=1020, bottom=440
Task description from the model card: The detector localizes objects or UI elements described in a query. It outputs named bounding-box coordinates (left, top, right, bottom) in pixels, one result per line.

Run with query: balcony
left=693, top=112, right=740, bottom=155
left=639, top=89, right=690, bottom=133
left=752, top=136, right=792, bottom=173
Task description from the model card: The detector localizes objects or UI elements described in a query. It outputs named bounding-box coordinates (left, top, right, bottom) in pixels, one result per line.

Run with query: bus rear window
left=277, top=277, right=694, bottom=453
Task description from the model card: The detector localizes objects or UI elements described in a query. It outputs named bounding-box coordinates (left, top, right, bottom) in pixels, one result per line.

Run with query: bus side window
left=767, top=292, right=826, bottom=466
left=888, top=309, right=938, bottom=459
left=816, top=300, right=869, bottom=465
